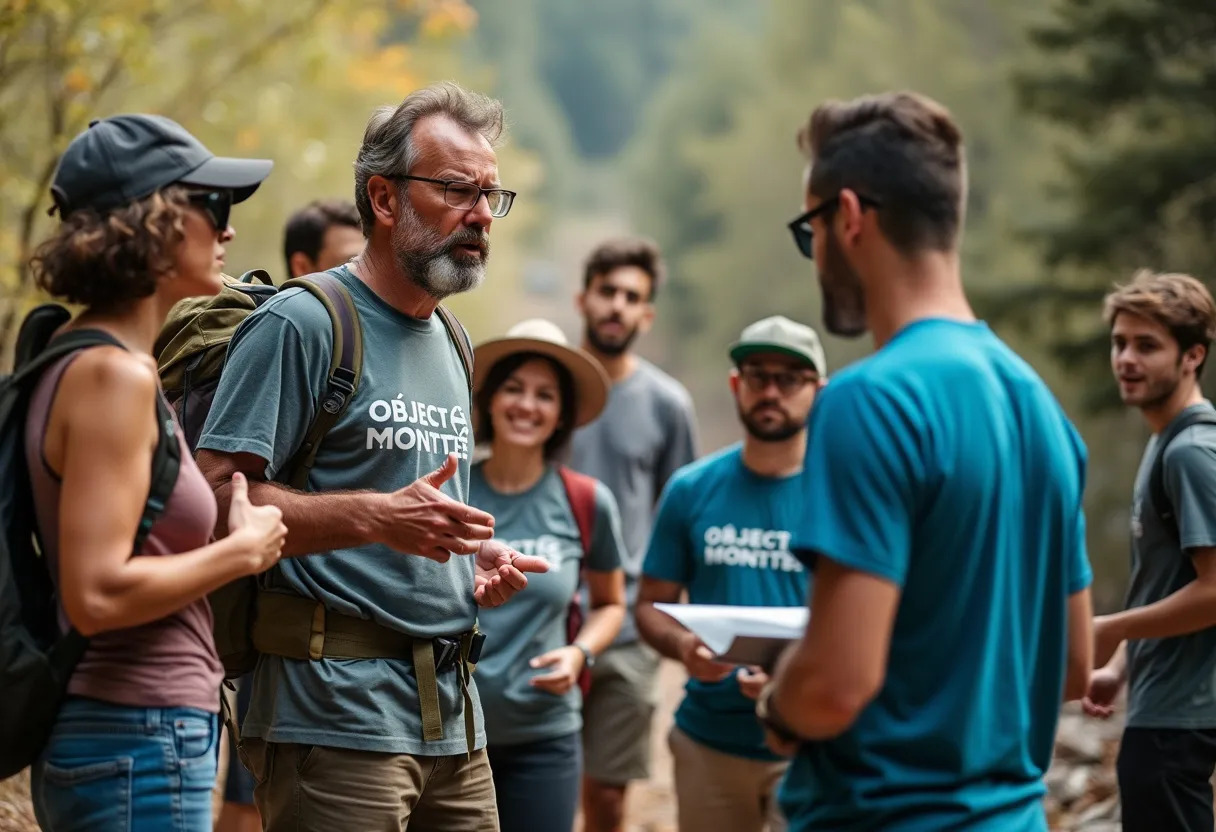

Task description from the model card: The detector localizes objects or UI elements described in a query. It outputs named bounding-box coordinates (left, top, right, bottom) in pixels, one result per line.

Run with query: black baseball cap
left=49, top=114, right=273, bottom=218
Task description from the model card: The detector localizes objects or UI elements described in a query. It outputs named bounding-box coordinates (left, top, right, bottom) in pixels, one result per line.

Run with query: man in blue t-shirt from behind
left=755, top=90, right=1096, bottom=831
left=636, top=315, right=823, bottom=832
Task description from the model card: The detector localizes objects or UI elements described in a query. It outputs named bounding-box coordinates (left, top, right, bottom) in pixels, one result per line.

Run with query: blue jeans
left=31, top=696, right=219, bottom=832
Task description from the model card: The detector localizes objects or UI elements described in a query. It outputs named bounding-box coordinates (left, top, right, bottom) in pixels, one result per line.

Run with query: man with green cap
left=635, top=315, right=825, bottom=832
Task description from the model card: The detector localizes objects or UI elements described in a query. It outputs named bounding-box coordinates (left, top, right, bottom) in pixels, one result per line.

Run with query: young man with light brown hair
left=1084, top=269, right=1216, bottom=832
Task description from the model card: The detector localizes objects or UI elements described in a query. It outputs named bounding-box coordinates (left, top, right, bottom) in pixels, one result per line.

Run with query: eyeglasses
left=187, top=190, right=233, bottom=231
left=396, top=175, right=517, bottom=218
left=738, top=365, right=819, bottom=396
left=787, top=193, right=881, bottom=260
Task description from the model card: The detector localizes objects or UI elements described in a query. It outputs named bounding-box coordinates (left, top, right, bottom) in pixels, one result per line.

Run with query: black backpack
left=1148, top=407, right=1216, bottom=542
left=0, top=304, right=180, bottom=779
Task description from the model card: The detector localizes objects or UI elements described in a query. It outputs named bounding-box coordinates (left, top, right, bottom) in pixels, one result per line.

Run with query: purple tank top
left=25, top=351, right=224, bottom=713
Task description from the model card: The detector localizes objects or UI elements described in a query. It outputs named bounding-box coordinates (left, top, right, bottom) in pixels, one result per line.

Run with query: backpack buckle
left=321, top=367, right=357, bottom=415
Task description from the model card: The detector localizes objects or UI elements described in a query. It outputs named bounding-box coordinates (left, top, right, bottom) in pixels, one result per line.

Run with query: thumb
left=229, top=471, right=249, bottom=506
left=422, top=454, right=459, bottom=489
left=529, top=650, right=561, bottom=669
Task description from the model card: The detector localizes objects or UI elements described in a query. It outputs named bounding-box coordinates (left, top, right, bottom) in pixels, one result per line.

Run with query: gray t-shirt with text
left=570, top=357, right=697, bottom=645
left=470, top=463, right=624, bottom=746
left=1126, top=401, right=1216, bottom=728
left=197, top=265, right=482, bottom=755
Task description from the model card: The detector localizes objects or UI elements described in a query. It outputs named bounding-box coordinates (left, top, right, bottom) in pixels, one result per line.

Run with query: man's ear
left=836, top=189, right=868, bottom=248
left=729, top=368, right=741, bottom=398
left=1185, top=343, right=1207, bottom=376
left=288, top=251, right=315, bottom=279
left=366, top=175, right=401, bottom=232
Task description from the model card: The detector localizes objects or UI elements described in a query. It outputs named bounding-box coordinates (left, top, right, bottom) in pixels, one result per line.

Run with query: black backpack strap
left=238, top=269, right=274, bottom=286
left=137, top=395, right=182, bottom=553
left=435, top=305, right=473, bottom=393
left=279, top=273, right=364, bottom=490
left=1148, top=408, right=1216, bottom=541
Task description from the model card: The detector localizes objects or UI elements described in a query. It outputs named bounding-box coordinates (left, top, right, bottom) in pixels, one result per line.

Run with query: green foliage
left=0, top=0, right=546, bottom=364
left=1000, top=0, right=1216, bottom=410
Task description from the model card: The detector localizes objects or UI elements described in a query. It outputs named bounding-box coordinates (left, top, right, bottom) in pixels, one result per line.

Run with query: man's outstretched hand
left=473, top=538, right=549, bottom=607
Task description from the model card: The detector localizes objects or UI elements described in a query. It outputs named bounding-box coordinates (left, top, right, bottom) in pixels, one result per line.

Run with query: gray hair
left=353, top=81, right=505, bottom=236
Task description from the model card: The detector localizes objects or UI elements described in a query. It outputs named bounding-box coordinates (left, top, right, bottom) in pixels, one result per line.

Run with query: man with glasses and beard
left=1082, top=271, right=1216, bottom=832
left=194, top=82, right=549, bottom=832
left=756, top=91, right=1095, bottom=831
left=570, top=237, right=699, bottom=832
left=636, top=316, right=822, bottom=832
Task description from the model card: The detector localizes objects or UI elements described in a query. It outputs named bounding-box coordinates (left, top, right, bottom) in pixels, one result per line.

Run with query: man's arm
left=197, top=449, right=493, bottom=560
left=1064, top=588, right=1093, bottom=701
left=764, top=557, right=899, bottom=742
left=637, top=576, right=735, bottom=682
left=1094, top=548, right=1216, bottom=660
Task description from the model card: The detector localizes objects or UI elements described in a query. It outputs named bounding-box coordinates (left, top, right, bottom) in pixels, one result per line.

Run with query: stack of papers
left=653, top=603, right=808, bottom=669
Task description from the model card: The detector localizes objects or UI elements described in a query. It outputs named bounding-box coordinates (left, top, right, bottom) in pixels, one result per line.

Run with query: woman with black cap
left=22, top=114, right=287, bottom=831
left=470, top=319, right=627, bottom=832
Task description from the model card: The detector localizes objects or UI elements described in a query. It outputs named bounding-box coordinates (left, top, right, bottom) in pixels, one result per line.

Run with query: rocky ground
left=0, top=667, right=1132, bottom=832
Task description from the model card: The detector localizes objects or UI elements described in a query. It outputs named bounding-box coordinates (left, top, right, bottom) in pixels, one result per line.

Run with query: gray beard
left=393, top=206, right=488, bottom=300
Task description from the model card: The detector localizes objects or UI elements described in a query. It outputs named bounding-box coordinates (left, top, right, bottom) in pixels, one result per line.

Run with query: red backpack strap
left=557, top=466, right=597, bottom=559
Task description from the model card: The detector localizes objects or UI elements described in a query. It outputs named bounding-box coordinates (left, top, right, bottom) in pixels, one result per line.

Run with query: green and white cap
left=728, top=315, right=826, bottom=375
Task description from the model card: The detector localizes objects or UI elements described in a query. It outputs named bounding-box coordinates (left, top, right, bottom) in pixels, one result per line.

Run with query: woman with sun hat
left=470, top=318, right=627, bottom=832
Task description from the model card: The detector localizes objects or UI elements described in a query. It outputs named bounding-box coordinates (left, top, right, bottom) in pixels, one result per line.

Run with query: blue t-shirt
left=643, top=443, right=809, bottom=761
left=778, top=319, right=1092, bottom=832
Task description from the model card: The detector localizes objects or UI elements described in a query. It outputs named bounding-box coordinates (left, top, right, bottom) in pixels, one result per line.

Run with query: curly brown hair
left=30, top=186, right=192, bottom=310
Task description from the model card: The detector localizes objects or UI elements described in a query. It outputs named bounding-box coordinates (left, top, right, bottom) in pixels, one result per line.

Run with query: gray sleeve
left=1165, top=435, right=1216, bottom=551
left=655, top=389, right=698, bottom=501
left=587, top=480, right=626, bottom=573
left=196, top=296, right=330, bottom=479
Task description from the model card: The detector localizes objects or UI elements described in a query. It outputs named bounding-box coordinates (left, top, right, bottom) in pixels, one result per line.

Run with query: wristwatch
left=756, top=683, right=801, bottom=745
left=573, top=641, right=595, bottom=670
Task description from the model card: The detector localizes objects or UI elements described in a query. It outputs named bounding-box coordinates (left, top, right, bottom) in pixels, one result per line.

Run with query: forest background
left=4, top=0, right=1213, bottom=619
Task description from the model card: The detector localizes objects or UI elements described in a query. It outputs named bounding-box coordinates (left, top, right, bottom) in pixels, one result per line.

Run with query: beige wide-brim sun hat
left=472, top=318, right=611, bottom=431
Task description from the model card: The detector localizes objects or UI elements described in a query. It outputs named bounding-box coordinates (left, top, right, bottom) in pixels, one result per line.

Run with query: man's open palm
left=473, top=538, right=549, bottom=607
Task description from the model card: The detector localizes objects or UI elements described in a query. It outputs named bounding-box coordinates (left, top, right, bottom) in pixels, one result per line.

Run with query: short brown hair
left=29, top=186, right=191, bottom=310
left=582, top=237, right=664, bottom=299
left=797, top=91, right=966, bottom=256
left=283, top=198, right=361, bottom=274
left=1104, top=270, right=1216, bottom=373
left=354, top=82, right=505, bottom=235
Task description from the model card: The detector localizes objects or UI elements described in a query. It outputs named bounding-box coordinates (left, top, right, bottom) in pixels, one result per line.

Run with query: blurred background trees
left=4, top=0, right=1214, bottom=610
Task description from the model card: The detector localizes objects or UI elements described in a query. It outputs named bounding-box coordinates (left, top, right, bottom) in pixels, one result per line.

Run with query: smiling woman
left=467, top=318, right=627, bottom=832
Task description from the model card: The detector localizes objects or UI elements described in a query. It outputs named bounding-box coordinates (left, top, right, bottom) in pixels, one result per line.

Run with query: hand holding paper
left=654, top=603, right=809, bottom=671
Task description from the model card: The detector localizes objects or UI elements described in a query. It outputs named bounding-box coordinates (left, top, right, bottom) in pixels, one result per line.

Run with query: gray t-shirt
left=570, top=357, right=697, bottom=645
left=197, top=265, right=483, bottom=755
left=470, top=463, right=625, bottom=746
left=1126, top=401, right=1216, bottom=728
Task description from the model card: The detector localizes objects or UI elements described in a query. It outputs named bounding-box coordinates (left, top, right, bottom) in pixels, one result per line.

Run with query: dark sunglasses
left=187, top=189, right=233, bottom=231
left=787, top=193, right=881, bottom=260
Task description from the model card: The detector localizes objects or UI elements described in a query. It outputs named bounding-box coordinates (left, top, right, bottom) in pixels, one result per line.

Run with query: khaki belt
left=250, top=591, right=479, bottom=754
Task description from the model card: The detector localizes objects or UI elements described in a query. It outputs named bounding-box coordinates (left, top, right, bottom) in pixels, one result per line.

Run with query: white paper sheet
left=653, top=603, right=808, bottom=665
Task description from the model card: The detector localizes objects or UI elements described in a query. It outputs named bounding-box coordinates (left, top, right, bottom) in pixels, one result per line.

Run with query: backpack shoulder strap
left=557, top=466, right=598, bottom=559
left=28, top=328, right=180, bottom=554
left=1148, top=408, right=1216, bottom=540
left=278, top=272, right=364, bottom=490
left=435, top=304, right=473, bottom=393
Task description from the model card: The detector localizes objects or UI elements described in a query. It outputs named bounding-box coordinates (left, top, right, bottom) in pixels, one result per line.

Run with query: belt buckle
left=433, top=637, right=459, bottom=672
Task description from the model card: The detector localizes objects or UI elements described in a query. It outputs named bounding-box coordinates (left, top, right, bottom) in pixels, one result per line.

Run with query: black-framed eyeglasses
left=739, top=365, right=819, bottom=396
left=187, top=189, right=233, bottom=232
left=395, top=174, right=517, bottom=218
left=787, top=193, right=881, bottom=260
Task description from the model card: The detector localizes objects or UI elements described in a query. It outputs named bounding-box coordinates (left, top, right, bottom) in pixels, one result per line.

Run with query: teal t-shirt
left=642, top=443, right=809, bottom=761
left=777, top=319, right=1093, bottom=832
left=197, top=265, right=484, bottom=756
left=470, top=462, right=624, bottom=746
